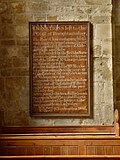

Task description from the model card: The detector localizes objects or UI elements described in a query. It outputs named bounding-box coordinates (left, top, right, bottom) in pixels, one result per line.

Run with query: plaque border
left=29, top=21, right=91, bottom=117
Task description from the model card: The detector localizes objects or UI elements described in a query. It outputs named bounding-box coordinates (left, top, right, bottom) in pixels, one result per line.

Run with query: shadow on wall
left=112, top=0, right=120, bottom=114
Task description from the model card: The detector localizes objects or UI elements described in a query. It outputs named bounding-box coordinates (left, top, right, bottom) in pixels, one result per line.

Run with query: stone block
left=91, top=16, right=111, bottom=24
left=16, top=39, right=29, bottom=46
left=47, top=16, right=58, bottom=21
left=93, top=57, right=112, bottom=82
left=104, top=81, right=113, bottom=105
left=33, top=14, right=46, bottom=21
left=9, top=2, right=26, bottom=13
left=16, top=26, right=28, bottom=38
left=93, top=82, right=104, bottom=105
left=1, top=13, right=14, bottom=24
left=1, top=40, right=15, bottom=46
left=0, top=2, right=8, bottom=14
left=28, top=1, right=48, bottom=12
left=93, top=44, right=102, bottom=57
left=84, top=0, right=112, bottom=5
left=84, top=6, right=98, bottom=15
left=1, top=25, right=15, bottom=39
left=1, top=69, right=11, bottom=77
left=12, top=68, right=29, bottom=76
left=102, top=39, right=112, bottom=57
left=0, top=58, right=12, bottom=69
left=98, top=5, right=112, bottom=15
left=13, top=57, right=28, bottom=67
left=95, top=24, right=112, bottom=39
left=20, top=47, right=29, bottom=57
left=15, top=14, right=33, bottom=25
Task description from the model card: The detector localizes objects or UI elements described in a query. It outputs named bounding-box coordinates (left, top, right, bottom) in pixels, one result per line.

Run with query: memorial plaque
left=29, top=22, right=91, bottom=117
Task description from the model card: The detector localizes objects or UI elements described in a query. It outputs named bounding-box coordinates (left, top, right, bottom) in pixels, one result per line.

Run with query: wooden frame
left=29, top=21, right=91, bottom=117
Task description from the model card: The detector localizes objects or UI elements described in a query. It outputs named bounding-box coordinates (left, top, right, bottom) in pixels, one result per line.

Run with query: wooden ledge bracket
left=114, top=109, right=119, bottom=136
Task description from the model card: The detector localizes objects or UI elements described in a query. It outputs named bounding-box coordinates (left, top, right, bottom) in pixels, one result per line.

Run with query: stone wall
left=0, top=0, right=114, bottom=126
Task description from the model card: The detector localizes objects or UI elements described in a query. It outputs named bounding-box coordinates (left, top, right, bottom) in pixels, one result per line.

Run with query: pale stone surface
left=84, top=0, right=112, bottom=5
left=93, top=58, right=112, bottom=82
left=93, top=82, right=104, bottom=105
left=95, top=24, right=112, bottom=39
left=104, top=82, right=114, bottom=105
left=16, top=26, right=29, bottom=38
left=102, top=39, right=112, bottom=57
left=28, top=1, right=48, bottom=12
left=91, top=16, right=111, bottom=24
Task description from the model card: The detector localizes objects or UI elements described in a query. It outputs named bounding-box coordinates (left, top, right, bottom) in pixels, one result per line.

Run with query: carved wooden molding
left=114, top=109, right=119, bottom=136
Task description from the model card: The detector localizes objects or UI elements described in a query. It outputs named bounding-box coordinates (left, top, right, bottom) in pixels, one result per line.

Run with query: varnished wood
left=114, top=109, right=119, bottom=136
left=1, top=155, right=120, bottom=159
left=1, top=125, right=115, bottom=134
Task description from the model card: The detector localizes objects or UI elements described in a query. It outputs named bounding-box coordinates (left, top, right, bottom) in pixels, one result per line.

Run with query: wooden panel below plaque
left=29, top=22, right=91, bottom=117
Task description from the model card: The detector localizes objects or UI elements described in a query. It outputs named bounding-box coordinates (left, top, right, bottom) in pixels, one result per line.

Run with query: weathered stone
left=16, top=26, right=28, bottom=38
left=1, top=25, right=15, bottom=39
left=94, top=82, right=104, bottom=105
left=1, top=69, right=11, bottom=77
left=93, top=44, right=102, bottom=57
left=5, top=77, right=26, bottom=102
left=76, top=7, right=84, bottom=14
left=0, top=48, right=9, bottom=57
left=84, top=6, right=98, bottom=15
left=4, top=108, right=30, bottom=125
left=0, top=58, right=12, bottom=69
left=16, top=39, right=29, bottom=46
left=98, top=5, right=112, bottom=15
left=91, top=16, right=111, bottom=24
left=93, top=58, right=112, bottom=82
left=0, top=2, right=8, bottom=14
left=20, top=47, right=29, bottom=57
left=102, top=39, right=112, bottom=57
left=95, top=24, right=112, bottom=39
left=47, top=16, right=58, bottom=21
left=84, top=0, right=112, bottom=5
left=12, top=68, right=29, bottom=76
left=15, top=14, right=33, bottom=25
left=7, top=47, right=19, bottom=57
left=1, top=40, right=15, bottom=46
left=33, top=15, right=46, bottom=21
left=1, top=14, right=14, bottom=24
left=9, top=2, right=26, bottom=13
left=28, top=1, right=48, bottom=12
left=104, top=82, right=113, bottom=105
left=13, top=57, right=28, bottom=67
